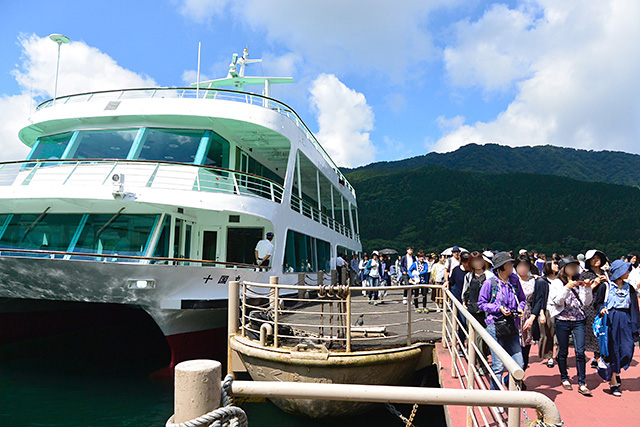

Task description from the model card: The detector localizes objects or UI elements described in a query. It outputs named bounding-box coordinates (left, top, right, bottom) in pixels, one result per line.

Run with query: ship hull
left=0, top=255, right=296, bottom=373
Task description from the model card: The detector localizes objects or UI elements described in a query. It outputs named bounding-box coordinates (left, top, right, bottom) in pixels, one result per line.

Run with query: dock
left=167, top=277, right=639, bottom=427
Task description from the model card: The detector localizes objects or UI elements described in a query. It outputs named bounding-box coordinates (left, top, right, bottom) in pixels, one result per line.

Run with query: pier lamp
left=49, top=34, right=70, bottom=105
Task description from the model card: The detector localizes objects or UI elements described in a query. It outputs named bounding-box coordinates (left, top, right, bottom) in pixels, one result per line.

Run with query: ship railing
left=234, top=277, right=441, bottom=353
left=441, top=287, right=527, bottom=427
left=34, top=87, right=356, bottom=197
left=0, top=247, right=263, bottom=269
left=289, top=193, right=357, bottom=241
left=0, top=159, right=284, bottom=203
left=229, top=279, right=545, bottom=427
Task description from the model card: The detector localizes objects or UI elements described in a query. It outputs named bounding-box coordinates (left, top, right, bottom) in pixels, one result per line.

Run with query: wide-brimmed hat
left=558, top=256, right=579, bottom=270
left=584, top=249, right=609, bottom=267
left=609, top=259, right=632, bottom=281
left=492, top=252, right=514, bottom=270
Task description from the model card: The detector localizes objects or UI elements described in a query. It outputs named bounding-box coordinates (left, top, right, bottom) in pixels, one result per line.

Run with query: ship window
left=73, top=213, right=158, bottom=258
left=0, top=213, right=83, bottom=255
left=137, top=128, right=204, bottom=163
left=226, top=227, right=264, bottom=265
left=283, top=229, right=331, bottom=273
left=152, top=215, right=171, bottom=258
left=70, top=129, right=138, bottom=159
left=203, top=131, right=230, bottom=169
left=29, top=132, right=74, bottom=160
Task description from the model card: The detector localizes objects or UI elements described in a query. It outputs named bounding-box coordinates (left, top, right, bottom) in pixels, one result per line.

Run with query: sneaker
left=362, top=291, right=367, bottom=296
left=403, top=297, right=407, bottom=305
left=423, top=307, right=430, bottom=314
left=547, top=358, right=555, bottom=368
left=458, top=349, right=465, bottom=358
left=374, top=301, right=379, bottom=306
left=590, top=358, right=598, bottom=369
left=611, top=385, right=621, bottom=397
left=415, top=308, right=422, bottom=313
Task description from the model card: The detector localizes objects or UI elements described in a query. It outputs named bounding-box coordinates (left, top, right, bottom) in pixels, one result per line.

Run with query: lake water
left=0, top=335, right=446, bottom=427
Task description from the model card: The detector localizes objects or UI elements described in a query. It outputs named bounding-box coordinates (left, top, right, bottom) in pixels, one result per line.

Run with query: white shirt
left=446, top=257, right=459, bottom=272
left=336, top=256, right=347, bottom=268
left=255, top=239, right=274, bottom=259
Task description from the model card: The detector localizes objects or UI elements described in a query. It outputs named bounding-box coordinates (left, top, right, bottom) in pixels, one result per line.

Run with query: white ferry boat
left=0, top=49, right=361, bottom=373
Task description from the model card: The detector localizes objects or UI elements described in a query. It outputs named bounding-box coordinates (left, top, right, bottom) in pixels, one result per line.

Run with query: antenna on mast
left=191, top=47, right=294, bottom=100
left=196, top=42, right=202, bottom=99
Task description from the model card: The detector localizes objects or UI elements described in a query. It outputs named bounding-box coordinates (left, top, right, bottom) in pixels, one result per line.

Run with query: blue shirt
left=606, top=281, right=631, bottom=310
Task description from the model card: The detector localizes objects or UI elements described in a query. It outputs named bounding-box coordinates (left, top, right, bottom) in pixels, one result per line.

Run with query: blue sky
left=1, top=0, right=639, bottom=167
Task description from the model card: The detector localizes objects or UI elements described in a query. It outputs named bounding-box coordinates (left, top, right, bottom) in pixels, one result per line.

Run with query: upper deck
left=21, top=87, right=355, bottom=198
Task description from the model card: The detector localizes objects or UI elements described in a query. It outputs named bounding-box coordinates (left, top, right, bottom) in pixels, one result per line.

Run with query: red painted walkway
left=436, top=342, right=640, bottom=427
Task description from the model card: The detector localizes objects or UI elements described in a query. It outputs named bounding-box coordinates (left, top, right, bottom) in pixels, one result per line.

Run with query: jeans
left=555, top=318, right=586, bottom=386
left=401, top=273, right=410, bottom=298
left=486, top=323, right=524, bottom=390
left=368, top=276, right=380, bottom=300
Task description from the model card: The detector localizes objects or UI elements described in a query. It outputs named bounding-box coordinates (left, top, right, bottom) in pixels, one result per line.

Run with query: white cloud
left=0, top=34, right=157, bottom=161
left=435, top=0, right=640, bottom=154
left=309, top=74, right=375, bottom=168
left=176, top=0, right=457, bottom=80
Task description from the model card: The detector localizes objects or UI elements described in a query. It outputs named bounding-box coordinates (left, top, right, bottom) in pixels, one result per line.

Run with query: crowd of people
left=343, top=246, right=640, bottom=401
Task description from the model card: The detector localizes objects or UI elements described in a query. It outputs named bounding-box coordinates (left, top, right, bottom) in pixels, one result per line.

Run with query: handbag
left=494, top=314, right=519, bottom=339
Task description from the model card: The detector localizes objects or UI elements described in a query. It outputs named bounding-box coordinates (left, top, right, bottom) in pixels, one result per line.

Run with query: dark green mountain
left=345, top=144, right=640, bottom=189
left=347, top=164, right=640, bottom=258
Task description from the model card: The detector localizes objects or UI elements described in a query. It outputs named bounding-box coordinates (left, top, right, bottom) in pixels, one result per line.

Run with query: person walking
left=548, top=256, right=593, bottom=396
left=431, top=255, right=446, bottom=311
left=349, top=254, right=360, bottom=286
left=515, top=255, right=536, bottom=372
left=366, top=252, right=382, bottom=305
left=409, top=250, right=430, bottom=313
left=531, top=260, right=559, bottom=368
left=359, top=253, right=369, bottom=296
left=462, top=251, right=493, bottom=375
left=594, top=259, right=640, bottom=397
left=478, top=252, right=525, bottom=395
left=399, top=247, right=415, bottom=304
left=580, top=249, right=610, bottom=368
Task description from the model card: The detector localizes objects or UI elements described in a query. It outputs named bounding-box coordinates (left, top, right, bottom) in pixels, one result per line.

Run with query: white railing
left=0, top=159, right=284, bottom=203
left=290, top=193, right=357, bottom=241
left=223, top=280, right=562, bottom=427
left=35, top=87, right=356, bottom=197
left=442, top=288, right=531, bottom=427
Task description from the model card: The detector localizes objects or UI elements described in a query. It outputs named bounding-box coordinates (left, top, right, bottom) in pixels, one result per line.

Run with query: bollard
left=174, top=360, right=221, bottom=424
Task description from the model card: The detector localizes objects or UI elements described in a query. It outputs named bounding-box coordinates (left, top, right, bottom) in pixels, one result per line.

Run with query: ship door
left=172, top=217, right=195, bottom=263
left=200, top=226, right=221, bottom=266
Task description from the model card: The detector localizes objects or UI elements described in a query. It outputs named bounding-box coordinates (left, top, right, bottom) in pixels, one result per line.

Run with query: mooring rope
left=165, top=374, right=248, bottom=427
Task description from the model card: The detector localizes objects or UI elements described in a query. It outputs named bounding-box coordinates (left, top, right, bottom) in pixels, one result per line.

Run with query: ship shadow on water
left=0, top=298, right=172, bottom=377
left=0, top=299, right=446, bottom=426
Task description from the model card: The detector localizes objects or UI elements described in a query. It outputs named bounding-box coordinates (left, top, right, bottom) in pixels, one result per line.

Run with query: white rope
left=166, top=375, right=248, bottom=427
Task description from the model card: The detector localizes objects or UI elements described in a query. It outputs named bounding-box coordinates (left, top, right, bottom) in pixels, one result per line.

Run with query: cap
left=266, top=232, right=274, bottom=238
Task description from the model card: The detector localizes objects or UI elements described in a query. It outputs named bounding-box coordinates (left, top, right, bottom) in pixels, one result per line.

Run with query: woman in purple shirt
left=478, top=252, right=526, bottom=393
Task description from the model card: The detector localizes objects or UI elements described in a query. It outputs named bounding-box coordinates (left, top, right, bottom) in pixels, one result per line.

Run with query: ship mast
left=191, top=48, right=294, bottom=98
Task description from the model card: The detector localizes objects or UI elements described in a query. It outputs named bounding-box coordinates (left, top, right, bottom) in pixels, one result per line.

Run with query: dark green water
left=0, top=336, right=446, bottom=427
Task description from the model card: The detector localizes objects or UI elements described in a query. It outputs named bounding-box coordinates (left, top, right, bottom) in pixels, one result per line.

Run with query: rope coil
left=166, top=375, right=248, bottom=427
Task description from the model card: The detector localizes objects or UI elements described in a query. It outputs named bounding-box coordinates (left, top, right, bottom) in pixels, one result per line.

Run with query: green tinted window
left=204, top=131, right=230, bottom=169
left=138, top=128, right=205, bottom=163
left=0, top=213, right=83, bottom=254
left=73, top=213, right=158, bottom=257
left=30, top=132, right=74, bottom=160
left=71, top=129, right=137, bottom=159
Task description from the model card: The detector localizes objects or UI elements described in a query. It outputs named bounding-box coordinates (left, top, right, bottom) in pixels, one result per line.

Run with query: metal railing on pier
left=224, top=278, right=563, bottom=427
left=236, top=279, right=441, bottom=353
